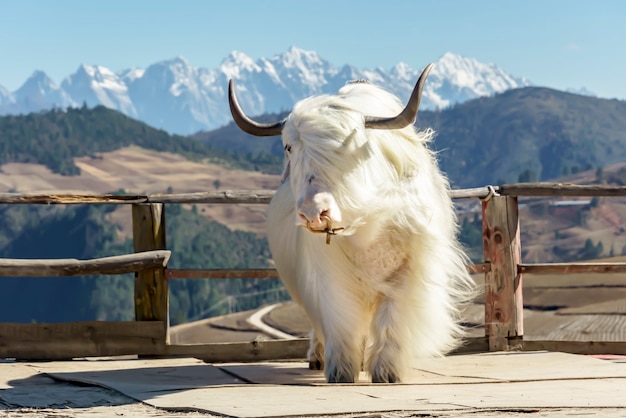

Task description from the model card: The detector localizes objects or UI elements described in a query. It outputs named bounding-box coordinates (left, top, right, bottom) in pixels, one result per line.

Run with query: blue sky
left=1, top=0, right=625, bottom=99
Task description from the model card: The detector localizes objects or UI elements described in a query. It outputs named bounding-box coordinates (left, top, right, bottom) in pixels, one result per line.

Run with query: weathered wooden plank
left=0, top=325, right=484, bottom=362
left=449, top=187, right=496, bottom=200
left=165, top=336, right=489, bottom=362
left=520, top=263, right=626, bottom=274
left=523, top=339, right=626, bottom=355
left=0, top=193, right=147, bottom=204
left=132, top=204, right=169, bottom=344
left=148, top=190, right=275, bottom=204
left=166, top=339, right=310, bottom=362
left=2, top=184, right=626, bottom=207
left=0, top=250, right=170, bottom=277
left=482, top=196, right=523, bottom=351
left=0, top=189, right=500, bottom=205
left=0, top=321, right=166, bottom=360
left=500, top=182, right=626, bottom=197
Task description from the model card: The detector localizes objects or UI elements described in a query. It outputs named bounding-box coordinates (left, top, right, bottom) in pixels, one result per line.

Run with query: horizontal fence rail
left=519, top=262, right=626, bottom=275
left=0, top=321, right=166, bottom=360
left=0, top=190, right=276, bottom=205
left=2, top=183, right=626, bottom=206
left=2, top=182, right=626, bottom=361
left=499, top=183, right=626, bottom=197
left=0, top=250, right=171, bottom=277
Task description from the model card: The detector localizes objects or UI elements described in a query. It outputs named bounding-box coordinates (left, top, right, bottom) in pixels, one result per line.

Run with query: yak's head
left=228, top=64, right=433, bottom=237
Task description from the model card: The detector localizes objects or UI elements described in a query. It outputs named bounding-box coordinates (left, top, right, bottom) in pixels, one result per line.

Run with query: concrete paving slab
left=219, top=351, right=626, bottom=385
left=32, top=357, right=244, bottom=392
left=355, top=378, right=626, bottom=409
left=415, top=350, right=626, bottom=381
left=0, top=361, right=135, bottom=409
left=136, top=384, right=461, bottom=417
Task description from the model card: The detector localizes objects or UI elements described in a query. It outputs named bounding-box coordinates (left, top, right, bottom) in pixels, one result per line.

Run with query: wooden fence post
left=482, top=195, right=523, bottom=351
left=132, top=203, right=169, bottom=345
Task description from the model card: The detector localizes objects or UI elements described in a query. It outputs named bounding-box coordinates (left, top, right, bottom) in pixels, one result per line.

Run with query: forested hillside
left=0, top=204, right=283, bottom=325
left=0, top=105, right=279, bottom=175
left=418, top=87, right=626, bottom=187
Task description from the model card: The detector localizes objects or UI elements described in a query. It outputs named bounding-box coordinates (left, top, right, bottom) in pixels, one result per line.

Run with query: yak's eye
left=284, top=144, right=292, bottom=154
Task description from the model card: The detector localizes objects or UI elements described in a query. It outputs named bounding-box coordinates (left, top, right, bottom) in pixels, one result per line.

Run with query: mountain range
left=0, top=48, right=532, bottom=135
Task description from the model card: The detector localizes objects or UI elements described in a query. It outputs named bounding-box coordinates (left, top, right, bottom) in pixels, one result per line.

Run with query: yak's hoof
left=326, top=367, right=355, bottom=383
left=371, top=371, right=399, bottom=384
left=309, top=359, right=323, bottom=370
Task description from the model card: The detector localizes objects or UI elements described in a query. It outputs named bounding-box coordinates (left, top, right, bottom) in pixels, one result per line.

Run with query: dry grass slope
left=0, top=146, right=281, bottom=236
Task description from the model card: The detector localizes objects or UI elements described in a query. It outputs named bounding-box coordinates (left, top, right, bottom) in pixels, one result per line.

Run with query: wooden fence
left=1, top=182, right=626, bottom=361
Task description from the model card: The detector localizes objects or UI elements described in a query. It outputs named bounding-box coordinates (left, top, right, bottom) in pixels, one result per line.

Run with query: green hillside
left=0, top=105, right=278, bottom=175
left=418, top=87, right=626, bottom=187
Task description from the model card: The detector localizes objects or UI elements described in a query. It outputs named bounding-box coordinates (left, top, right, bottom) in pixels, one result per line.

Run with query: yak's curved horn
left=228, top=80, right=285, bottom=136
left=364, top=63, right=434, bottom=130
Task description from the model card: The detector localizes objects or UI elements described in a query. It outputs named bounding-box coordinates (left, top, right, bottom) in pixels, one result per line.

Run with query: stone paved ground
left=3, top=363, right=626, bottom=418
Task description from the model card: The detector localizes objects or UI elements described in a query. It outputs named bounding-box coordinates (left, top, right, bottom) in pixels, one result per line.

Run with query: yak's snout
left=297, top=192, right=341, bottom=230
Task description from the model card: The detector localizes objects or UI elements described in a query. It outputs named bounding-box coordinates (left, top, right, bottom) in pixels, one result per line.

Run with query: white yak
left=228, top=64, right=474, bottom=383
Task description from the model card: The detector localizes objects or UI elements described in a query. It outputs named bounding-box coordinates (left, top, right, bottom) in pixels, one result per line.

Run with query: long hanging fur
left=266, top=80, right=474, bottom=384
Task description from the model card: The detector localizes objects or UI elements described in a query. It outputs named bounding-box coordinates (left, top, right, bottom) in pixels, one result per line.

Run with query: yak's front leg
left=367, top=292, right=411, bottom=383
left=323, top=331, right=363, bottom=383
left=317, top=293, right=368, bottom=383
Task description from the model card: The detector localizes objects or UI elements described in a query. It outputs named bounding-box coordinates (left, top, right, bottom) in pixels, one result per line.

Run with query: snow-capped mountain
left=422, top=52, right=531, bottom=108
left=61, top=64, right=136, bottom=117
left=125, top=56, right=223, bottom=134
left=0, top=47, right=532, bottom=134
left=13, top=71, right=75, bottom=113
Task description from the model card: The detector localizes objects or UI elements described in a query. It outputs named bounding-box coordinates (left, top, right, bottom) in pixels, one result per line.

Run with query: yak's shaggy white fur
left=265, top=80, right=474, bottom=384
